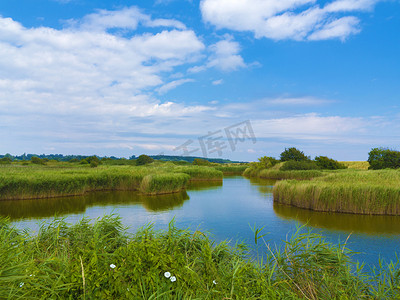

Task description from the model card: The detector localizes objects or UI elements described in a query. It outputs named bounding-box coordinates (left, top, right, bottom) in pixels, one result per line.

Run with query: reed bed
left=173, top=166, right=223, bottom=181
left=244, top=166, right=324, bottom=180
left=273, top=170, right=400, bottom=215
left=1, top=215, right=399, bottom=299
left=139, top=173, right=190, bottom=195
left=213, top=164, right=248, bottom=175
left=0, top=164, right=223, bottom=200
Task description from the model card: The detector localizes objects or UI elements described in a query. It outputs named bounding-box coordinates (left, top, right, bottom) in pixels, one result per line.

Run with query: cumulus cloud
left=189, top=35, right=246, bottom=73
left=200, top=0, right=382, bottom=41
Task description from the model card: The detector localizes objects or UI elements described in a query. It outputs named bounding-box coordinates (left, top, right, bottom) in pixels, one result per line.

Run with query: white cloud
left=200, top=0, right=382, bottom=41
left=71, top=7, right=186, bottom=32
left=189, top=36, right=246, bottom=73
left=157, top=79, right=195, bottom=94
left=212, top=79, right=224, bottom=85
left=266, top=96, right=332, bottom=105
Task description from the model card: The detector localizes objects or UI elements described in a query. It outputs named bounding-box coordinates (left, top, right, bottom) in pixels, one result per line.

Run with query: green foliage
left=315, top=156, right=347, bottom=170
left=192, top=158, right=211, bottom=166
left=280, top=160, right=320, bottom=171
left=136, top=154, right=154, bottom=166
left=79, top=158, right=89, bottom=164
left=280, top=147, right=310, bottom=162
left=368, top=147, right=400, bottom=170
left=1, top=215, right=399, bottom=299
left=68, top=158, right=79, bottom=163
left=31, top=156, right=45, bottom=165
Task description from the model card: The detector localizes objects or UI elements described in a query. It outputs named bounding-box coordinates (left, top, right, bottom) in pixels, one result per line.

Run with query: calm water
left=1, top=176, right=399, bottom=266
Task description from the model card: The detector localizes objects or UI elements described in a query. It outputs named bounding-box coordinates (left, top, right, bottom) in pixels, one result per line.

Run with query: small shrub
left=31, top=156, right=45, bottom=165
left=80, top=159, right=89, bottom=164
left=0, top=157, right=12, bottom=164
left=280, top=160, right=320, bottom=171
left=193, top=158, right=211, bottom=166
left=68, top=158, right=79, bottom=163
left=315, top=156, right=347, bottom=170
left=280, top=147, right=310, bottom=162
left=136, top=154, right=154, bottom=166
left=90, top=161, right=99, bottom=168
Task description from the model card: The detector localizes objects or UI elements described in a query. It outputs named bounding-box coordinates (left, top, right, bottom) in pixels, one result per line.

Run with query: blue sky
left=0, top=0, right=399, bottom=161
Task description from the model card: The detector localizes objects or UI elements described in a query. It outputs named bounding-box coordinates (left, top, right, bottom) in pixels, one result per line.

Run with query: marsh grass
left=244, top=166, right=324, bottom=180
left=273, top=169, right=400, bottom=215
left=0, top=164, right=223, bottom=200
left=1, top=215, right=399, bottom=299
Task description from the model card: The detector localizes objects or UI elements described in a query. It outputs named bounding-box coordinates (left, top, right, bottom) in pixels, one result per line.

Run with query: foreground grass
left=1, top=215, right=399, bottom=299
left=273, top=169, right=400, bottom=215
left=0, top=163, right=223, bottom=200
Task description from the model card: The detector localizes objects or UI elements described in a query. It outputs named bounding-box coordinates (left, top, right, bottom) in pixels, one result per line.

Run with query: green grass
left=273, top=169, right=400, bottom=215
left=0, top=163, right=223, bottom=200
left=1, top=215, right=399, bottom=299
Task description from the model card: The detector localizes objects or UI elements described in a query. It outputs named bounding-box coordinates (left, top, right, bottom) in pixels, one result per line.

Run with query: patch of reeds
left=273, top=169, right=400, bottom=215
left=1, top=215, right=399, bottom=299
left=139, top=173, right=190, bottom=195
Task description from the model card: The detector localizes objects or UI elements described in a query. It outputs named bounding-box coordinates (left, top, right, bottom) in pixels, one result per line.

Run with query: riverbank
left=1, top=215, right=399, bottom=299
left=0, top=163, right=223, bottom=200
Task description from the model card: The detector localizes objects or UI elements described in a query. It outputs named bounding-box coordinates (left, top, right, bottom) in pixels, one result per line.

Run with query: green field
left=1, top=215, right=399, bottom=299
left=0, top=162, right=223, bottom=200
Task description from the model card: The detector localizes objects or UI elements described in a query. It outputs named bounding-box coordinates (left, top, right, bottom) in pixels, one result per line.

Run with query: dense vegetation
left=1, top=215, right=399, bottom=299
left=0, top=162, right=223, bottom=200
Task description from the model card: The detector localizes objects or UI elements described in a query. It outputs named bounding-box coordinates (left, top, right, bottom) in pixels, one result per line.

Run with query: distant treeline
left=0, top=153, right=244, bottom=164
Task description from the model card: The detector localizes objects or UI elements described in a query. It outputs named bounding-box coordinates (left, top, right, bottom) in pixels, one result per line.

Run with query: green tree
left=31, top=156, right=45, bottom=165
left=368, top=148, right=400, bottom=169
left=280, top=147, right=310, bottom=162
left=136, top=154, right=154, bottom=166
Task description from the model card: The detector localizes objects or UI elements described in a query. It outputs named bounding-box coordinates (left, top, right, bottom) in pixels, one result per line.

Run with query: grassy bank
left=273, top=169, right=400, bottom=215
left=0, top=164, right=223, bottom=200
left=340, top=161, right=370, bottom=170
left=2, top=215, right=399, bottom=299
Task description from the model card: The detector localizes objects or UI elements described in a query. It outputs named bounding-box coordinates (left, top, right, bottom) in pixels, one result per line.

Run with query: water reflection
left=274, top=203, right=400, bottom=235
left=0, top=191, right=190, bottom=220
left=187, top=180, right=223, bottom=191
left=247, top=177, right=275, bottom=196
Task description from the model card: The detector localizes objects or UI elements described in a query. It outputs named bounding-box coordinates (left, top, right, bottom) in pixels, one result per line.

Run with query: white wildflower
left=170, top=276, right=176, bottom=282
left=164, top=271, right=171, bottom=278
left=110, top=264, right=116, bottom=269
left=19, top=282, right=24, bottom=287
left=213, top=280, right=217, bottom=285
